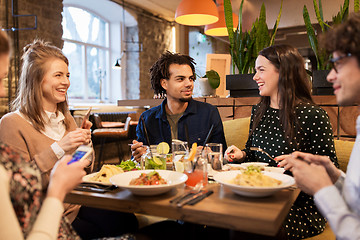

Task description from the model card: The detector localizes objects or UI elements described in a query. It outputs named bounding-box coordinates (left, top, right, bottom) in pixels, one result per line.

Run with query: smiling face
left=0, top=53, right=10, bottom=97
left=327, top=51, right=360, bottom=106
left=160, top=63, right=194, bottom=102
left=254, top=55, right=280, bottom=106
left=41, top=58, right=70, bottom=112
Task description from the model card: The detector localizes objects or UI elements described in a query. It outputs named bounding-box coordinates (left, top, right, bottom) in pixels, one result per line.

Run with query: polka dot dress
left=243, top=103, right=339, bottom=239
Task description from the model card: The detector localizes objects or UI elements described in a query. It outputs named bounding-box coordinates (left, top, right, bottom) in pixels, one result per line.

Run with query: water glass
left=206, top=143, right=223, bottom=171
left=172, top=140, right=188, bottom=172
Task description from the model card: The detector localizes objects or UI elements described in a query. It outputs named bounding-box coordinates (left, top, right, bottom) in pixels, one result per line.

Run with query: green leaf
left=206, top=70, right=220, bottom=89
left=355, top=0, right=359, bottom=12
left=313, top=0, right=326, bottom=32
left=270, top=0, right=283, bottom=46
left=303, top=5, right=320, bottom=69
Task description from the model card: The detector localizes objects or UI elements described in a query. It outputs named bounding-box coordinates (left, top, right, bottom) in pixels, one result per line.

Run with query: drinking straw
left=141, top=116, right=153, bottom=158
left=192, top=124, right=214, bottom=172
left=184, top=123, right=190, bottom=151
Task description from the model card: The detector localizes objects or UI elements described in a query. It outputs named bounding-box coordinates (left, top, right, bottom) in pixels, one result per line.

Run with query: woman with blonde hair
left=0, top=39, right=138, bottom=239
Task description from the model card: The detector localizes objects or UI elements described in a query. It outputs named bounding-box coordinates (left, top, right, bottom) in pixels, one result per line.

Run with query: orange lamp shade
left=175, top=0, right=219, bottom=26
left=204, top=6, right=238, bottom=36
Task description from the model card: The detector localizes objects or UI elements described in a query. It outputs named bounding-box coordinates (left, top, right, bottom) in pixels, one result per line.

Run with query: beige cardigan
left=0, top=112, right=94, bottom=222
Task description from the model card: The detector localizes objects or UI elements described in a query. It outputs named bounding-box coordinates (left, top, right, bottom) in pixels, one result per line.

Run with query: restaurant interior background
left=1, top=0, right=357, bottom=161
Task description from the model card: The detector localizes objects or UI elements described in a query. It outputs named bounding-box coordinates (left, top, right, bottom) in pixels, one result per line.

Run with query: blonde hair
left=11, top=39, right=71, bottom=131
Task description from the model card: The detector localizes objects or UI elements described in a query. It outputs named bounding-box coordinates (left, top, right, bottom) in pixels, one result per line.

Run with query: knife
left=176, top=190, right=210, bottom=207
left=187, top=190, right=213, bottom=205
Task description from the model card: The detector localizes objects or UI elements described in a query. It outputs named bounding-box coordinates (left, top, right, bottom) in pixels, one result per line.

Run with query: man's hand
left=288, top=156, right=333, bottom=195
left=283, top=151, right=341, bottom=184
left=131, top=140, right=147, bottom=162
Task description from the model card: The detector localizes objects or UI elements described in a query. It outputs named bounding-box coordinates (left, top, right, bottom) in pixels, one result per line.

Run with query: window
left=62, top=6, right=109, bottom=101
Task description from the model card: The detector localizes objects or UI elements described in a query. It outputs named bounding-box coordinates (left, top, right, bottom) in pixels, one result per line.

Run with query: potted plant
left=198, top=70, right=220, bottom=97
left=303, top=0, right=359, bottom=94
left=224, top=0, right=283, bottom=97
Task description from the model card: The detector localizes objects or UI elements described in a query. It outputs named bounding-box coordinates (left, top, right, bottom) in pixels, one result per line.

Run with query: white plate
left=83, top=172, right=113, bottom=186
left=240, top=162, right=269, bottom=168
left=214, top=171, right=295, bottom=197
left=264, top=166, right=285, bottom=174
left=110, top=170, right=188, bottom=196
left=222, top=164, right=244, bottom=171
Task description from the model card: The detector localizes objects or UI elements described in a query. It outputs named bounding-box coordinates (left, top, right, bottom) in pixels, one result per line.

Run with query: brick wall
left=0, top=0, right=63, bottom=115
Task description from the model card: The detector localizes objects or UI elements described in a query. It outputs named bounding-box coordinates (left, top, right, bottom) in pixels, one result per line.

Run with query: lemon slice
left=156, top=142, right=170, bottom=154
left=188, top=142, right=197, bottom=161
left=153, top=156, right=163, bottom=165
left=174, top=161, right=184, bottom=173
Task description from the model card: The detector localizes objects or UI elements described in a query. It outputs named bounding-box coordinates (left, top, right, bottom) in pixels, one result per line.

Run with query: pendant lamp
left=175, top=0, right=219, bottom=26
left=204, top=2, right=238, bottom=36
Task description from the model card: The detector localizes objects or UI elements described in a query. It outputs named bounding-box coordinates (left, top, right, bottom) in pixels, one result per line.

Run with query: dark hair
left=251, top=44, right=314, bottom=148
left=0, top=30, right=11, bottom=55
left=149, top=51, right=196, bottom=94
left=322, top=12, right=360, bottom=64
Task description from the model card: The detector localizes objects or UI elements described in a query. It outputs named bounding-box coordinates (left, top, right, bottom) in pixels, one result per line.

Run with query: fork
left=249, top=147, right=275, bottom=161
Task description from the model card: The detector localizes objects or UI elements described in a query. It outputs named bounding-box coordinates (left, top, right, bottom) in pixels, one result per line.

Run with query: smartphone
left=81, top=107, right=92, bottom=128
left=67, top=145, right=93, bottom=165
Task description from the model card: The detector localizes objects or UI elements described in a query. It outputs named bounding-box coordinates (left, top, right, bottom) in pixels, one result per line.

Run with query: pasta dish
left=89, top=164, right=124, bottom=183
left=230, top=166, right=282, bottom=187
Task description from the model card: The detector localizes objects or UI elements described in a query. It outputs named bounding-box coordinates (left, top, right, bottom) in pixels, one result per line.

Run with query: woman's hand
left=58, top=128, right=91, bottom=153
left=82, top=120, right=92, bottom=130
left=131, top=140, right=146, bottom=162
left=47, top=156, right=88, bottom=201
left=224, top=145, right=245, bottom=162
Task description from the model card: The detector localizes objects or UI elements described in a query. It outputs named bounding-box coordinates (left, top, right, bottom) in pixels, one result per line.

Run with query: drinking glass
left=141, top=145, right=167, bottom=170
left=172, top=140, right=188, bottom=172
left=184, top=149, right=208, bottom=189
left=206, top=143, right=223, bottom=171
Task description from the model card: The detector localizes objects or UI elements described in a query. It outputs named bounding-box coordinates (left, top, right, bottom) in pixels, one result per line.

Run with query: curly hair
left=149, top=51, right=196, bottom=95
left=322, top=12, right=360, bottom=64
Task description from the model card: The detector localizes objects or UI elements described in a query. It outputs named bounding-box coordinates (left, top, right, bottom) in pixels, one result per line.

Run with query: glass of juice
left=184, top=153, right=208, bottom=189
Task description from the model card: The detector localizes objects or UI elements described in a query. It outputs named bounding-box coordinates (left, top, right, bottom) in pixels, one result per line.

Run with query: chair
left=92, top=115, right=131, bottom=170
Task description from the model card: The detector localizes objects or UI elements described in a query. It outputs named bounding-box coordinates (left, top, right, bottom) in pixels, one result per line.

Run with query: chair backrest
left=123, top=116, right=131, bottom=132
left=92, top=114, right=103, bottom=129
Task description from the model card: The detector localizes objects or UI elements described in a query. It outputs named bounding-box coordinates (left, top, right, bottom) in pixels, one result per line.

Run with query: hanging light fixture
left=204, top=0, right=238, bottom=36
left=175, top=0, right=219, bottom=26
left=112, top=58, right=122, bottom=69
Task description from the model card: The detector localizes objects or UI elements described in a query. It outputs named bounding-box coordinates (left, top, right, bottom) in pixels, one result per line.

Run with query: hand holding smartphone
left=67, top=145, right=93, bottom=165
left=81, top=107, right=92, bottom=129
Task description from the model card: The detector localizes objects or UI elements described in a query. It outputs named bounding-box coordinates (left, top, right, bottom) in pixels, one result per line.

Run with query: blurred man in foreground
left=280, top=13, right=360, bottom=240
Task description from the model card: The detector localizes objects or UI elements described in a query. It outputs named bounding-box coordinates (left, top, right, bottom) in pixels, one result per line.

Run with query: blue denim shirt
left=136, top=98, right=227, bottom=150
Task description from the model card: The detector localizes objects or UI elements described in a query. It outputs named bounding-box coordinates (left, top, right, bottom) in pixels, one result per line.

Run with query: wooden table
left=65, top=183, right=299, bottom=236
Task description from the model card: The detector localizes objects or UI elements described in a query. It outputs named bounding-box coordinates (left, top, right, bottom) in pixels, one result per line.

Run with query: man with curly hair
left=131, top=51, right=226, bottom=161
left=283, top=13, right=360, bottom=240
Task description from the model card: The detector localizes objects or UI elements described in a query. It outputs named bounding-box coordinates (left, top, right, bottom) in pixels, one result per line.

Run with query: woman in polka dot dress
left=225, top=44, right=338, bottom=239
